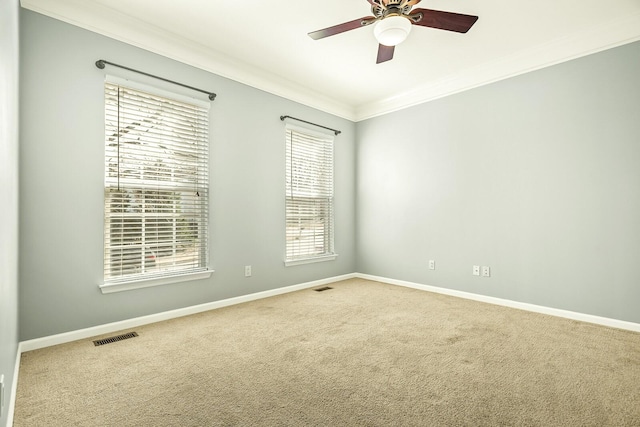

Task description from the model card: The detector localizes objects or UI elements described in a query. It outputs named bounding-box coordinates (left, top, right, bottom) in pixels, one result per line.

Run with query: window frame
left=100, top=76, right=213, bottom=293
left=284, top=123, right=337, bottom=266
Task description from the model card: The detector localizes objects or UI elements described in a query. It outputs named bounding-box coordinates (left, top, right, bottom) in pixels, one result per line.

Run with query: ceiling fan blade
left=376, top=44, right=395, bottom=64
left=411, top=8, right=478, bottom=33
left=308, top=17, right=376, bottom=40
left=406, top=0, right=422, bottom=6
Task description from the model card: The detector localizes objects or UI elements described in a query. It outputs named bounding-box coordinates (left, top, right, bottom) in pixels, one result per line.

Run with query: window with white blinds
left=104, top=80, right=209, bottom=284
left=285, top=124, right=336, bottom=265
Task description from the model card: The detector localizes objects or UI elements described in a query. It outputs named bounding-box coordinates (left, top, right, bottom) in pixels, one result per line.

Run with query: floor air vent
left=314, top=286, right=333, bottom=292
left=93, top=332, right=138, bottom=346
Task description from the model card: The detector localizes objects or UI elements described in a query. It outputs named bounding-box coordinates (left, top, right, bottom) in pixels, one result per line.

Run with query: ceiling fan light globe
left=374, top=16, right=412, bottom=46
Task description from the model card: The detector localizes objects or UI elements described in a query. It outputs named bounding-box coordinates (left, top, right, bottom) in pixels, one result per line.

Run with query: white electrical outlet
left=244, top=265, right=252, bottom=277
left=482, top=266, right=491, bottom=277
left=473, top=265, right=480, bottom=276
left=429, top=260, right=435, bottom=270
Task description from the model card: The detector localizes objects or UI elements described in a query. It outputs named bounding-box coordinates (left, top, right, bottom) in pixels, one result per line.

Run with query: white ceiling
left=21, top=0, right=640, bottom=121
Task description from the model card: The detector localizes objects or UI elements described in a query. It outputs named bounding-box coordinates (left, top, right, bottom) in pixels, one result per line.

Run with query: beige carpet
left=13, top=279, right=640, bottom=426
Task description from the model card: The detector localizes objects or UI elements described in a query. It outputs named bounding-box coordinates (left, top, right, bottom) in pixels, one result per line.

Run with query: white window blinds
left=104, top=80, right=209, bottom=283
left=285, top=124, right=335, bottom=264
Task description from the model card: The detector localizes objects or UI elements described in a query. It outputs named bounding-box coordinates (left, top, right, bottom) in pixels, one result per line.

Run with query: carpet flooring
left=13, top=278, right=640, bottom=426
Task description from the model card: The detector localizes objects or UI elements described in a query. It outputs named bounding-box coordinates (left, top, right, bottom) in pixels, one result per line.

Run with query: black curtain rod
left=280, top=115, right=341, bottom=135
left=95, top=59, right=217, bottom=101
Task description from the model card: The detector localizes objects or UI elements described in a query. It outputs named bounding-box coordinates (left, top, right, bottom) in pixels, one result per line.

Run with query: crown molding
left=21, top=0, right=640, bottom=123
left=20, top=0, right=357, bottom=120
left=354, top=11, right=640, bottom=121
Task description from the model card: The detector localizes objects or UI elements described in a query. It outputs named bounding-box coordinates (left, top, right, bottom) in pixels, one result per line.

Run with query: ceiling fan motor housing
left=372, top=3, right=413, bottom=19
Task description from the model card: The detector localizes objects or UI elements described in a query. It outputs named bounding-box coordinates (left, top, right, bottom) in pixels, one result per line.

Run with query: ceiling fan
left=308, top=0, right=478, bottom=64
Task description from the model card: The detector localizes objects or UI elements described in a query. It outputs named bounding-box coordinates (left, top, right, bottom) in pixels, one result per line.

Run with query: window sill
left=100, top=269, right=214, bottom=294
left=284, top=254, right=338, bottom=267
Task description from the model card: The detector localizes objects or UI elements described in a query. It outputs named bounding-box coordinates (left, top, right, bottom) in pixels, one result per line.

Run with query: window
left=103, top=78, right=210, bottom=289
left=285, top=124, right=336, bottom=265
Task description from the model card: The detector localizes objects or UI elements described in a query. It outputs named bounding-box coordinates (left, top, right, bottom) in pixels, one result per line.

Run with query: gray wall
left=0, top=0, right=20, bottom=424
left=19, top=10, right=356, bottom=340
left=357, top=41, right=640, bottom=324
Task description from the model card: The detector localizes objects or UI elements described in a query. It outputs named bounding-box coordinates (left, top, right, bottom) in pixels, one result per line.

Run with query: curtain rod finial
left=95, top=60, right=106, bottom=69
left=208, top=93, right=216, bottom=101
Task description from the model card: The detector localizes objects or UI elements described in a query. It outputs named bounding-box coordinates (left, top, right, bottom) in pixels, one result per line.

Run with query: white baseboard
left=5, top=343, right=21, bottom=427
left=10, top=271, right=639, bottom=426
left=20, top=273, right=357, bottom=353
left=17, top=270, right=640, bottom=354
left=356, top=273, right=640, bottom=333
